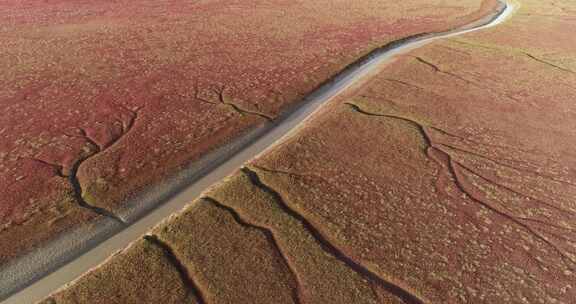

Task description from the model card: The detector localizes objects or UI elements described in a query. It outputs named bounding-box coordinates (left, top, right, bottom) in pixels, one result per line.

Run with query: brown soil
left=45, top=238, right=199, bottom=304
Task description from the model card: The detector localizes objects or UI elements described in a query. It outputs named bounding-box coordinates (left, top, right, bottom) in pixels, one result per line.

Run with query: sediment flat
left=0, top=0, right=507, bottom=301
left=22, top=0, right=576, bottom=303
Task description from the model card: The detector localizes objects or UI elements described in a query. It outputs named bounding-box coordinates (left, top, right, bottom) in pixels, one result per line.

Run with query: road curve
left=1, top=1, right=516, bottom=303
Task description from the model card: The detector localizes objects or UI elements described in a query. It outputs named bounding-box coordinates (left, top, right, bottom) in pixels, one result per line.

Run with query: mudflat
left=0, top=0, right=499, bottom=269
left=42, top=0, right=576, bottom=303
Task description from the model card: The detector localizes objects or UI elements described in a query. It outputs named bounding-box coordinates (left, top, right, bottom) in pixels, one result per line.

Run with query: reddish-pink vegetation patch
left=0, top=0, right=497, bottom=262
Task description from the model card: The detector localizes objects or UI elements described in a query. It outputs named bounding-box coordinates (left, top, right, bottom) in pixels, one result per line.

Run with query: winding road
left=1, top=1, right=516, bottom=303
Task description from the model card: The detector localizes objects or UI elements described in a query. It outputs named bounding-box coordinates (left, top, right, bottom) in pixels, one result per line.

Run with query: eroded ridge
left=202, top=197, right=302, bottom=304
left=345, top=102, right=576, bottom=271
left=239, top=167, right=427, bottom=304
left=194, top=85, right=273, bottom=121
left=20, top=102, right=144, bottom=225
left=448, top=39, right=576, bottom=75
left=409, top=55, right=523, bottom=103
left=142, top=235, right=207, bottom=304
